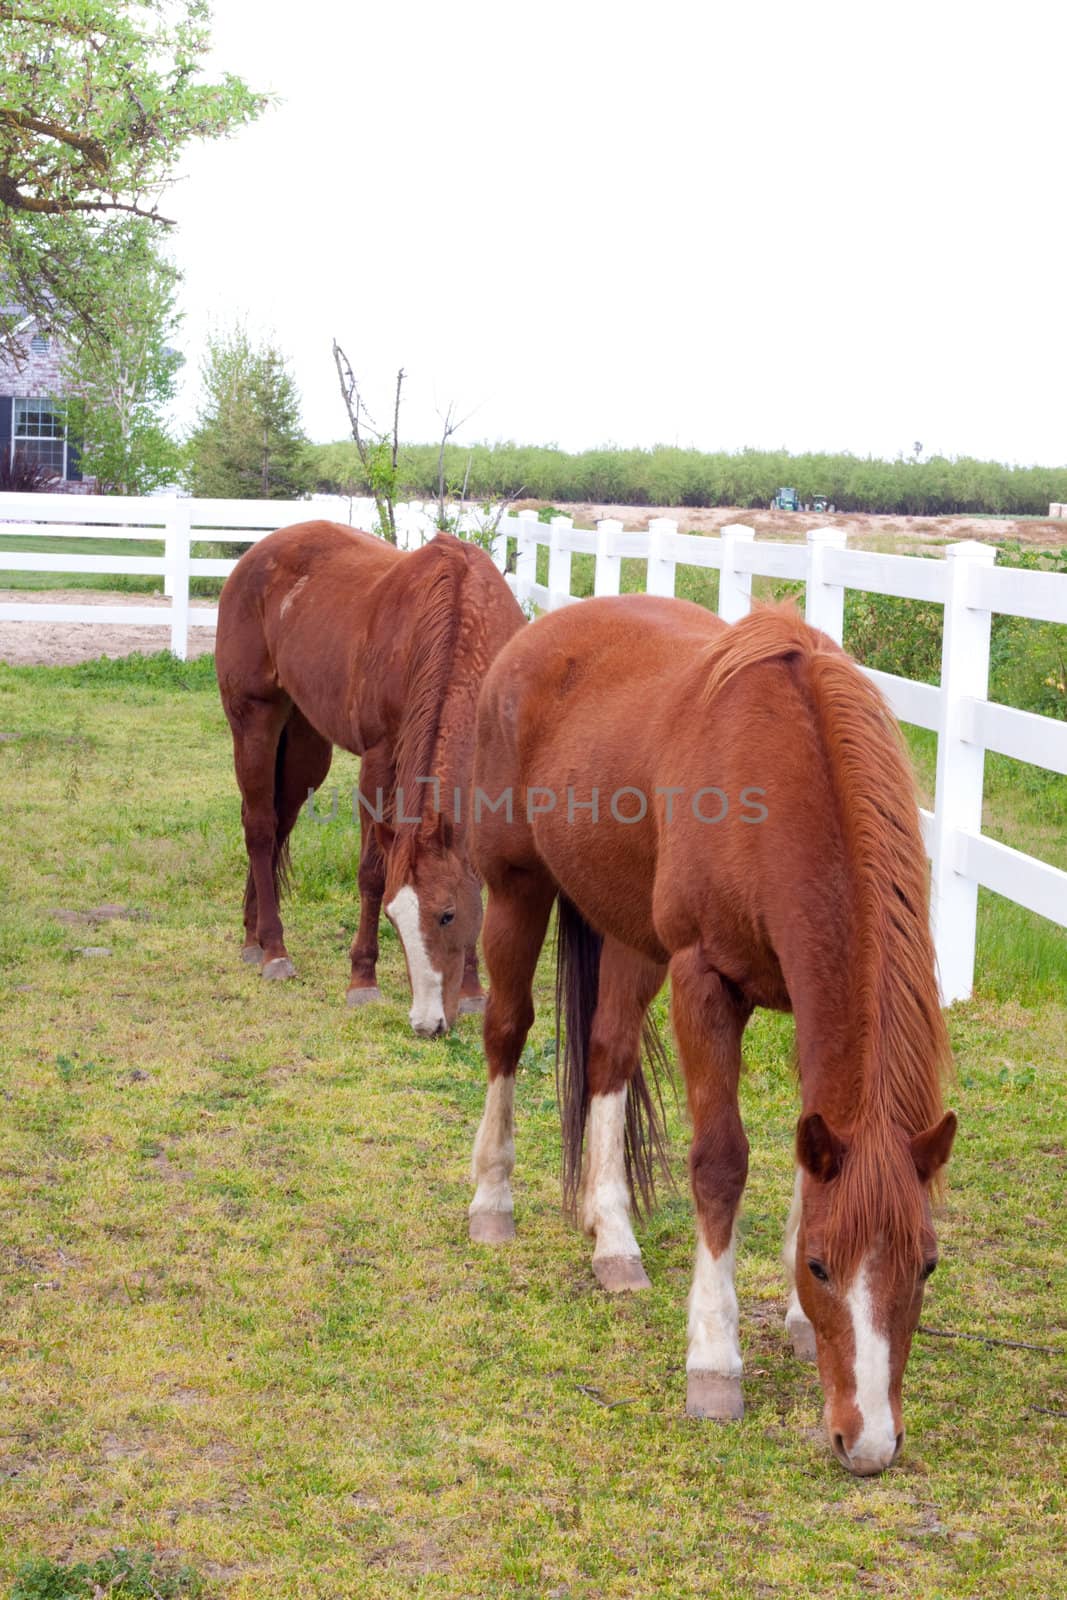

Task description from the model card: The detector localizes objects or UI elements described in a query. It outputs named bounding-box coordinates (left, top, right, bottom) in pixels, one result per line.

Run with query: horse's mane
left=704, top=603, right=951, bottom=1273
left=391, top=538, right=468, bottom=831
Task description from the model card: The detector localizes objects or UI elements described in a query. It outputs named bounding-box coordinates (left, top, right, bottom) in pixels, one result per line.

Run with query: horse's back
left=478, top=595, right=723, bottom=769
left=217, top=521, right=396, bottom=636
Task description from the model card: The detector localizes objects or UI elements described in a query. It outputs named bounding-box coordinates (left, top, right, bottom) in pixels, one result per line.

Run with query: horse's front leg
left=469, top=866, right=555, bottom=1243
left=783, top=1166, right=817, bottom=1361
left=670, top=947, right=753, bottom=1422
left=579, top=937, right=667, bottom=1293
left=347, top=747, right=392, bottom=1006
left=458, top=944, right=486, bottom=1015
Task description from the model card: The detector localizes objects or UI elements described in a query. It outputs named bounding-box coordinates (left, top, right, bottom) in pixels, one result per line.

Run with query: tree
left=60, top=221, right=182, bottom=494
left=188, top=325, right=310, bottom=500
left=332, top=340, right=403, bottom=544
left=0, top=2, right=266, bottom=361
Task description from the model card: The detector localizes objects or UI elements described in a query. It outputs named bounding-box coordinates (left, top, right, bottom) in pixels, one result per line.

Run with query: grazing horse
left=467, top=596, right=956, bottom=1475
left=215, top=522, right=524, bottom=1034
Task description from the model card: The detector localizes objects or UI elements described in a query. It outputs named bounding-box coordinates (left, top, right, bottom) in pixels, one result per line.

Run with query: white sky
left=169, top=0, right=1066, bottom=464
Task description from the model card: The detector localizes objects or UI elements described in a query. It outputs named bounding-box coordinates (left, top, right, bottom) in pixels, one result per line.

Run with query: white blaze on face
left=845, top=1256, right=897, bottom=1466
left=386, top=885, right=445, bottom=1035
left=686, top=1227, right=742, bottom=1378
left=581, top=1088, right=640, bottom=1261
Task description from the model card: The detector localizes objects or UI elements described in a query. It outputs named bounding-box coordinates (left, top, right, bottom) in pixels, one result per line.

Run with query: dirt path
left=532, top=504, right=1067, bottom=550
left=0, top=589, right=216, bottom=667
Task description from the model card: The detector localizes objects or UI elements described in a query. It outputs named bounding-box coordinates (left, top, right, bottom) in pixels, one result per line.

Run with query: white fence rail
left=2, top=492, right=1065, bottom=1004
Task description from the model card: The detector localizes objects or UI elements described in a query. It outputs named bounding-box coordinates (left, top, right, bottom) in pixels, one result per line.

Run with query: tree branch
left=0, top=108, right=110, bottom=172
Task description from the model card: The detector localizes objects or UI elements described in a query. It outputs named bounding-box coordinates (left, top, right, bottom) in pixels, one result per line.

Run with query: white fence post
left=548, top=515, right=573, bottom=607
left=718, top=524, right=755, bottom=622
left=514, top=509, right=538, bottom=602
left=165, top=495, right=191, bottom=660
left=929, top=540, right=997, bottom=1004
left=594, top=518, right=622, bottom=597
left=646, top=518, right=677, bottom=597
left=805, top=525, right=848, bottom=642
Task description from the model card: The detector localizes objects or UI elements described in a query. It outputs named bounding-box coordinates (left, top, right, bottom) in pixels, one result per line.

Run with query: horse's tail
left=555, top=895, right=672, bottom=1222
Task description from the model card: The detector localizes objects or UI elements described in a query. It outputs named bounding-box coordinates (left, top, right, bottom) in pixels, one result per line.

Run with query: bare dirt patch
left=531, top=502, right=1067, bottom=551
left=0, top=588, right=216, bottom=667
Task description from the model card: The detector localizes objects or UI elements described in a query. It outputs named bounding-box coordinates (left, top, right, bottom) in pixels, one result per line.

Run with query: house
left=0, top=311, right=84, bottom=487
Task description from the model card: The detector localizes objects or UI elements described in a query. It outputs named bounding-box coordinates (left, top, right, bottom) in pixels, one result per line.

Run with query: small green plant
left=10, top=1548, right=202, bottom=1600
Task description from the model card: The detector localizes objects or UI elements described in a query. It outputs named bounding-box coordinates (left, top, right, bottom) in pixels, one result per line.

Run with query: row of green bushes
left=304, top=440, right=1067, bottom=516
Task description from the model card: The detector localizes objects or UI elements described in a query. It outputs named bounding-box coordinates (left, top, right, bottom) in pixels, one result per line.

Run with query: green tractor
left=770, top=488, right=835, bottom=513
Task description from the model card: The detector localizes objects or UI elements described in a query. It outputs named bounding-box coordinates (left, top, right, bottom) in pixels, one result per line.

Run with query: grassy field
left=0, top=654, right=1064, bottom=1599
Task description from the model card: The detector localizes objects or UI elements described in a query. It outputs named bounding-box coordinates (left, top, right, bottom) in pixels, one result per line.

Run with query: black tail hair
left=272, top=721, right=293, bottom=898
left=554, top=895, right=673, bottom=1222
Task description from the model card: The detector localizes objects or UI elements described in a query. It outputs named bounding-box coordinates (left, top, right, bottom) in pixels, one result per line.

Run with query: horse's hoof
left=241, top=943, right=264, bottom=965
left=593, top=1255, right=651, bottom=1293
left=686, top=1372, right=744, bottom=1421
left=458, top=994, right=486, bottom=1015
left=469, top=1210, right=515, bottom=1244
left=787, top=1319, right=818, bottom=1363
left=261, top=956, right=296, bottom=981
left=346, top=985, right=383, bottom=1007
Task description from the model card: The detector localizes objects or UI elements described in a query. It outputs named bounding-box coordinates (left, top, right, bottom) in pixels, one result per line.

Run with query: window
left=12, top=396, right=67, bottom=477
left=30, top=333, right=50, bottom=355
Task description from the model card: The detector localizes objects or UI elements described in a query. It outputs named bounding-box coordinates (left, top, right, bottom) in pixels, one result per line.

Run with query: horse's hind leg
left=272, top=707, right=333, bottom=973
left=580, top=938, right=667, bottom=1293
left=670, top=946, right=753, bottom=1422
left=469, top=865, right=556, bottom=1244
left=782, top=1166, right=817, bottom=1361
left=229, top=694, right=295, bottom=979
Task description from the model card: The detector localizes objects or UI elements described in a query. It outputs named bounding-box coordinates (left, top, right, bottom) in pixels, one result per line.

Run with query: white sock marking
left=469, top=1074, right=515, bottom=1218
left=386, top=885, right=445, bottom=1034
left=581, top=1088, right=641, bottom=1261
left=846, top=1256, right=897, bottom=1463
left=782, top=1164, right=814, bottom=1343
left=687, top=1228, right=742, bottom=1377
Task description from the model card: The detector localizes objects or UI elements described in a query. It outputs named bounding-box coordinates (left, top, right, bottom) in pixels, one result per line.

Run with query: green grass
left=0, top=656, right=1064, bottom=1599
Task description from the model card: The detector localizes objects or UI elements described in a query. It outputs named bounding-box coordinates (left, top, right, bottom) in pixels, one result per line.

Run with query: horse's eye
left=808, top=1260, right=829, bottom=1283
left=439, top=909, right=455, bottom=927
left=921, top=1259, right=937, bottom=1280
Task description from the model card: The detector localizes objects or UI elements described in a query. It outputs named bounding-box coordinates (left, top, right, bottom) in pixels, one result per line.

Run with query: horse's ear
left=910, top=1111, right=957, bottom=1184
left=374, top=819, right=396, bottom=857
left=797, top=1112, right=847, bottom=1183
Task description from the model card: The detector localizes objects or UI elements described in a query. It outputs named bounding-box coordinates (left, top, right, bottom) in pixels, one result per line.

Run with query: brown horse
left=467, top=596, right=956, bottom=1475
left=215, top=522, right=524, bottom=1034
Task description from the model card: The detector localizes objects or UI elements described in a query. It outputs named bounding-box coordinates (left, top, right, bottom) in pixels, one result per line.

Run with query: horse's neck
left=780, top=909, right=877, bottom=1130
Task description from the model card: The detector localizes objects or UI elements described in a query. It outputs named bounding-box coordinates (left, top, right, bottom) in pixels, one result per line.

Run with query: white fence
left=0, top=490, right=449, bottom=658
left=1, top=491, right=1065, bottom=1004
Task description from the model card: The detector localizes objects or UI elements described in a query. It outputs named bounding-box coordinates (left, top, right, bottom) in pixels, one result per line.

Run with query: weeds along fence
left=1, top=491, right=1065, bottom=1004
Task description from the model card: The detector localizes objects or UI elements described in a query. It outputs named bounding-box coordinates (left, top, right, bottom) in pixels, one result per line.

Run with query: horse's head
left=794, top=1109, right=957, bottom=1476
left=381, top=817, right=483, bottom=1037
